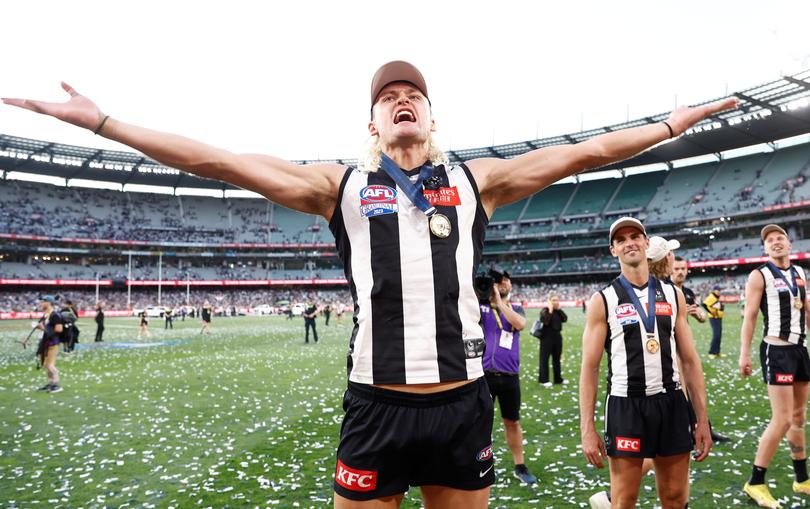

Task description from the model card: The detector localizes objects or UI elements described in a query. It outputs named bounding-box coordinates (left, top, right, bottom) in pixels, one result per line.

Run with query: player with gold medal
left=741, top=224, right=810, bottom=508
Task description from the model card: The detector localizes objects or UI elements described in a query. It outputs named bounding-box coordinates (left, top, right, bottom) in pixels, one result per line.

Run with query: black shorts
left=760, top=342, right=810, bottom=385
left=604, top=391, right=696, bottom=458
left=484, top=371, right=521, bottom=421
left=334, top=378, right=495, bottom=501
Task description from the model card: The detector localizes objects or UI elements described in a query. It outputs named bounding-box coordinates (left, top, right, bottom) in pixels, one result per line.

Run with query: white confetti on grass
left=0, top=309, right=805, bottom=507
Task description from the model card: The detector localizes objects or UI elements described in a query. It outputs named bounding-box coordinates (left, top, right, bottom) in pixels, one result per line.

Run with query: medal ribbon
left=619, top=275, right=657, bottom=336
left=379, top=153, right=437, bottom=218
left=766, top=261, right=800, bottom=298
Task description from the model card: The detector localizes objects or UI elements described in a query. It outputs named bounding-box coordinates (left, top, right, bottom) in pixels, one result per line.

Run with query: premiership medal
left=795, top=297, right=804, bottom=310
left=646, top=333, right=660, bottom=354
left=429, top=213, right=452, bottom=238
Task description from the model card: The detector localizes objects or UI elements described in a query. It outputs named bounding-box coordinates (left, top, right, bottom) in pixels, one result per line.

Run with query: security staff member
left=94, top=302, right=105, bottom=342
left=303, top=302, right=319, bottom=343
left=580, top=217, right=711, bottom=509
left=480, top=268, right=538, bottom=485
left=703, top=287, right=725, bottom=358
left=538, top=295, right=567, bottom=385
left=740, top=224, right=810, bottom=508
left=165, top=307, right=174, bottom=329
left=324, top=304, right=332, bottom=326
left=6, top=60, right=735, bottom=509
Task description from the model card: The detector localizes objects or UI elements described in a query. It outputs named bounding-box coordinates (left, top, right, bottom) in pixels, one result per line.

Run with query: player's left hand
left=692, top=420, right=712, bottom=462
left=665, top=97, right=739, bottom=137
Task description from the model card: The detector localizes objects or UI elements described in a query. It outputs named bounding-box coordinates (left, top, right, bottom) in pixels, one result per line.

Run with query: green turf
left=0, top=307, right=805, bottom=508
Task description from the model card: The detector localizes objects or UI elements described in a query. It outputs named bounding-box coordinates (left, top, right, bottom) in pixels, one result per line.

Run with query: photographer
left=479, top=268, right=538, bottom=485
left=538, top=295, right=567, bottom=385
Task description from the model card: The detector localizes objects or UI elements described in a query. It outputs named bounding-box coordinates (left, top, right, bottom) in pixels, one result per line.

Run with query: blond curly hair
left=359, top=134, right=449, bottom=173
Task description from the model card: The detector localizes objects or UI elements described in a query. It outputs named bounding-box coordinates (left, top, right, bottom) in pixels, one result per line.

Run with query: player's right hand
left=739, top=354, right=753, bottom=377
left=2, top=82, right=104, bottom=131
left=581, top=430, right=607, bottom=468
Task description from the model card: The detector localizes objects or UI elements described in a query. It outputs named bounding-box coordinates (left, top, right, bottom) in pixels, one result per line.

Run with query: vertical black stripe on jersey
left=366, top=170, right=407, bottom=383
left=460, top=163, right=488, bottom=272
left=775, top=268, right=794, bottom=341
left=428, top=165, right=466, bottom=381
left=612, top=279, right=646, bottom=397
left=328, top=167, right=360, bottom=376
left=655, top=280, right=675, bottom=391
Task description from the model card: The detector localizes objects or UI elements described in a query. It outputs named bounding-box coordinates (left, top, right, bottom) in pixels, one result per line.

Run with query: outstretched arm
left=2, top=83, right=343, bottom=218
left=468, top=97, right=738, bottom=215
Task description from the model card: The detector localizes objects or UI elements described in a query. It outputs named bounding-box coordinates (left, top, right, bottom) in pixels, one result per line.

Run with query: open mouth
left=394, top=109, right=416, bottom=124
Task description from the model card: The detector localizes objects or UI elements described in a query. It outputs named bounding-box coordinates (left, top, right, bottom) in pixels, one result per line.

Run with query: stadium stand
left=2, top=69, right=810, bottom=313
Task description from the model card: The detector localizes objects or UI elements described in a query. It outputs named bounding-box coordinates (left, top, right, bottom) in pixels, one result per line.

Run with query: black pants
left=305, top=319, right=318, bottom=343
left=325, top=312, right=331, bottom=326
left=539, top=333, right=563, bottom=384
left=708, top=318, right=722, bottom=355
left=165, top=317, right=173, bottom=329
left=95, top=325, right=104, bottom=342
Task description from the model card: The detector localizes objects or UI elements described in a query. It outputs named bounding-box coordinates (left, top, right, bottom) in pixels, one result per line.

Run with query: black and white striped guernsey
left=757, top=264, right=807, bottom=345
left=599, top=277, right=681, bottom=397
left=329, top=163, right=488, bottom=384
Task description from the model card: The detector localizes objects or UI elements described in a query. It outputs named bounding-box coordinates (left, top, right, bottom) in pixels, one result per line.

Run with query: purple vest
left=481, top=303, right=521, bottom=374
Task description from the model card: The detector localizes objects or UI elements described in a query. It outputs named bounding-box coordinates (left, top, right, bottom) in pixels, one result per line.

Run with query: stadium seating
left=562, top=178, right=621, bottom=216
left=605, top=170, right=667, bottom=213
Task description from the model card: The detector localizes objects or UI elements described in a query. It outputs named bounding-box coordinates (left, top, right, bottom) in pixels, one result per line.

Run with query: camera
left=474, top=265, right=509, bottom=302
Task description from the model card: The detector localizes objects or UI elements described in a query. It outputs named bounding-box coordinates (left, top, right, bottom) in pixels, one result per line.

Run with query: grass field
left=0, top=305, right=807, bottom=508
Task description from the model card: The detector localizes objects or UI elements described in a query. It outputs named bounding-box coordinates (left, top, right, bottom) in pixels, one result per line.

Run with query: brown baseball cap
left=370, top=60, right=429, bottom=110
left=761, top=224, right=788, bottom=241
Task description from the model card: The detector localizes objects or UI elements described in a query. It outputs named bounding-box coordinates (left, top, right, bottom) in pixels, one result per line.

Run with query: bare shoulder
left=587, top=292, right=606, bottom=319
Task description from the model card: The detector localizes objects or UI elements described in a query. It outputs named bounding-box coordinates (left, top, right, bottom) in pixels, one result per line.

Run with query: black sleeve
left=540, top=308, right=552, bottom=325
left=559, top=309, right=568, bottom=322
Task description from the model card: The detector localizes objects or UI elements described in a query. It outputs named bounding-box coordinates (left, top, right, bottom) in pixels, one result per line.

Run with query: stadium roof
left=2, top=69, right=810, bottom=190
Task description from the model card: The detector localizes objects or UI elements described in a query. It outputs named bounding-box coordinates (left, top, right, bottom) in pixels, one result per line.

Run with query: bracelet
left=94, top=114, right=110, bottom=135
left=661, top=120, right=674, bottom=139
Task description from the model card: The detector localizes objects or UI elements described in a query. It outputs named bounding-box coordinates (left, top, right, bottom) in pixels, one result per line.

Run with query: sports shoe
left=513, top=464, right=538, bottom=484
left=37, top=383, right=51, bottom=391
left=743, top=482, right=780, bottom=508
left=794, top=478, right=810, bottom=494
left=588, top=490, right=610, bottom=509
left=48, top=384, right=63, bottom=393
left=708, top=354, right=719, bottom=359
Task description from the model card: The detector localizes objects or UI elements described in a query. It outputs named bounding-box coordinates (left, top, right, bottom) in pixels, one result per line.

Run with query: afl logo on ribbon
left=359, top=185, right=398, bottom=217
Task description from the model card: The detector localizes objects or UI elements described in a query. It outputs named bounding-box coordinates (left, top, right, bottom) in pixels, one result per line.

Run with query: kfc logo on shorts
left=616, top=437, right=641, bottom=453
left=615, top=304, right=639, bottom=326
left=476, top=444, right=493, bottom=462
left=776, top=373, right=794, bottom=383
left=655, top=302, right=673, bottom=316
left=335, top=460, right=377, bottom=492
